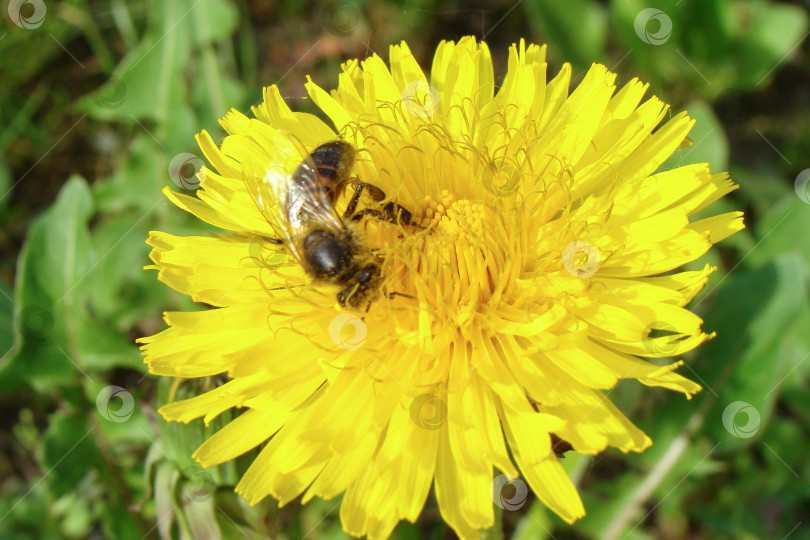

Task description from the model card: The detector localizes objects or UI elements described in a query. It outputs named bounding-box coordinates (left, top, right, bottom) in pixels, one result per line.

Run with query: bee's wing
left=242, top=147, right=346, bottom=268
left=242, top=151, right=305, bottom=264
left=285, top=158, right=347, bottom=231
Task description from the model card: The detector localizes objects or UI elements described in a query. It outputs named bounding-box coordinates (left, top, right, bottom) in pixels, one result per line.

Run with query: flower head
left=140, top=36, right=743, bottom=538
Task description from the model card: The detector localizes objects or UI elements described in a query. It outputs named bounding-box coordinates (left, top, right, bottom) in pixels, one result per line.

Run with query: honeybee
left=250, top=140, right=417, bottom=308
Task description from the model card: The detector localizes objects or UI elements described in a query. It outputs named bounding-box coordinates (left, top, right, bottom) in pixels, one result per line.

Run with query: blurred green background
left=1, top=0, right=809, bottom=538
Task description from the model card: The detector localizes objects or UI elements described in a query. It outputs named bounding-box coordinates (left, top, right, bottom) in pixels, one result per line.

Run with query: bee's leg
left=345, top=183, right=422, bottom=228
left=336, top=283, right=355, bottom=307
left=382, top=202, right=415, bottom=226
left=343, top=182, right=387, bottom=219
left=350, top=205, right=418, bottom=227
left=266, top=238, right=284, bottom=245
left=350, top=208, right=386, bottom=222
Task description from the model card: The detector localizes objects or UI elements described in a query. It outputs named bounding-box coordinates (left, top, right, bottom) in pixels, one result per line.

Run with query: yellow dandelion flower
left=140, top=36, right=744, bottom=538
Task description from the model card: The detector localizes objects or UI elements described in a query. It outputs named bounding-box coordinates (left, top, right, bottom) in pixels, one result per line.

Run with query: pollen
left=423, top=191, right=487, bottom=237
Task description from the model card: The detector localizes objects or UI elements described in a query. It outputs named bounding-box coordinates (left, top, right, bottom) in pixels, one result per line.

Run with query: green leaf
left=512, top=498, right=553, bottom=540
left=84, top=379, right=152, bottom=444
left=41, top=411, right=104, bottom=498
left=52, top=490, right=93, bottom=538
left=78, top=320, right=143, bottom=372
left=1, top=176, right=141, bottom=393
left=779, top=309, right=810, bottom=423
left=143, top=439, right=168, bottom=502
left=87, top=214, right=167, bottom=333
left=595, top=253, right=807, bottom=537
left=698, top=254, right=806, bottom=448
left=609, top=0, right=679, bottom=88
left=728, top=2, right=810, bottom=89
left=215, top=490, right=278, bottom=539
left=191, top=52, right=247, bottom=133
left=0, top=161, right=10, bottom=211
left=759, top=417, right=804, bottom=485
left=154, top=463, right=181, bottom=540
left=577, top=470, right=647, bottom=538
left=524, top=0, right=607, bottom=69
left=730, top=166, right=791, bottom=219
left=94, top=136, right=167, bottom=215
left=659, top=100, right=729, bottom=173
left=156, top=377, right=243, bottom=486
left=747, top=195, right=810, bottom=269
left=679, top=0, right=735, bottom=57
left=178, top=490, right=222, bottom=540
left=610, top=0, right=809, bottom=99
left=78, top=0, right=193, bottom=123
left=0, top=281, right=13, bottom=361
left=1, top=177, right=95, bottom=392
left=685, top=100, right=728, bottom=172
left=99, top=502, right=144, bottom=540
left=190, top=0, right=239, bottom=46
left=0, top=479, right=63, bottom=539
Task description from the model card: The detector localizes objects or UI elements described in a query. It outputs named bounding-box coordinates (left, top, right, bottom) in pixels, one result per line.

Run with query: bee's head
left=338, top=263, right=381, bottom=308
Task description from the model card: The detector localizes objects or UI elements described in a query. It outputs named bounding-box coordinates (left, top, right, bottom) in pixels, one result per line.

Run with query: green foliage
left=1, top=0, right=808, bottom=539
left=524, top=0, right=608, bottom=69
left=2, top=177, right=140, bottom=393
left=610, top=0, right=809, bottom=99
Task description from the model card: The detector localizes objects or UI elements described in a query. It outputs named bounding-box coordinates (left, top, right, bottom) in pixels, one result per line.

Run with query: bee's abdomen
left=310, top=141, right=356, bottom=185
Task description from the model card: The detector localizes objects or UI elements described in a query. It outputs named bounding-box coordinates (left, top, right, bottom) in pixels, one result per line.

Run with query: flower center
left=424, top=191, right=487, bottom=239
left=348, top=117, right=569, bottom=348
left=371, top=185, right=524, bottom=344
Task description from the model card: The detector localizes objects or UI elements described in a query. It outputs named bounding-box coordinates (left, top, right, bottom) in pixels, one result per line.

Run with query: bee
left=250, top=140, right=417, bottom=309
